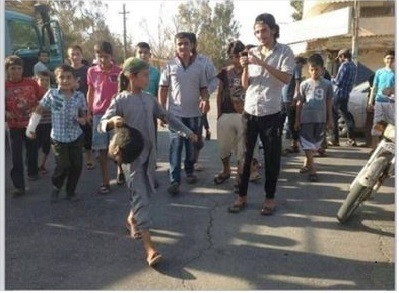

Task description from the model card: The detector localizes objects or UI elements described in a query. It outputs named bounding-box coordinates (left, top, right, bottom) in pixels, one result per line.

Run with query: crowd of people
left=5, top=12, right=395, bottom=267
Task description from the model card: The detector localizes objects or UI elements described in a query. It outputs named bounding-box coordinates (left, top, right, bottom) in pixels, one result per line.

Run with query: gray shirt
left=195, top=53, right=218, bottom=95
left=100, top=91, right=194, bottom=191
left=245, top=43, right=295, bottom=116
left=159, top=56, right=208, bottom=118
left=299, top=78, right=333, bottom=124
left=33, top=61, right=49, bottom=76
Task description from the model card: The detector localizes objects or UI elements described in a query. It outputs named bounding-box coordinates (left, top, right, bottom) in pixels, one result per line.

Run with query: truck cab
left=5, top=4, right=64, bottom=77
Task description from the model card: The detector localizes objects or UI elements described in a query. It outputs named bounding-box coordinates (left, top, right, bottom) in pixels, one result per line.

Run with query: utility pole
left=119, top=3, right=130, bottom=60
left=351, top=0, right=360, bottom=65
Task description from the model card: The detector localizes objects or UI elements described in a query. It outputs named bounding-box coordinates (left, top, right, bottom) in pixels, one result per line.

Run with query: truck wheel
left=337, top=182, right=372, bottom=223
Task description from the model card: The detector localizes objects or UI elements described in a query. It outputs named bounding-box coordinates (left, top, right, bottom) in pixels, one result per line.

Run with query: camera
left=240, top=51, right=248, bottom=57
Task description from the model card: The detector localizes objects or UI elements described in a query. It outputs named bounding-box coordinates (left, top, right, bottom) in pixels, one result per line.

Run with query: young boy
left=33, top=50, right=50, bottom=76
left=5, top=55, right=41, bottom=197
left=101, top=57, right=197, bottom=266
left=87, top=41, right=122, bottom=193
left=294, top=54, right=333, bottom=182
left=67, top=45, right=94, bottom=170
left=34, top=70, right=52, bottom=174
left=26, top=64, right=87, bottom=202
left=158, top=32, right=210, bottom=195
left=367, top=50, right=395, bottom=152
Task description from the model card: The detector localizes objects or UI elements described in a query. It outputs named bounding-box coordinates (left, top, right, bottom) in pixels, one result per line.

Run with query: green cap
left=122, top=57, right=149, bottom=74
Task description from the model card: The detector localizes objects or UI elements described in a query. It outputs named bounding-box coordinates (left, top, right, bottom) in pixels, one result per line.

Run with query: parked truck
left=5, top=3, right=64, bottom=77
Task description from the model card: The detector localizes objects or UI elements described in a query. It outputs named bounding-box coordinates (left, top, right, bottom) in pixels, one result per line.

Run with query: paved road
left=4, top=98, right=395, bottom=290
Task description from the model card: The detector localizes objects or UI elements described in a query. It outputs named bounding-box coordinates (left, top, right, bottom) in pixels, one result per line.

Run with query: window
left=8, top=19, right=40, bottom=53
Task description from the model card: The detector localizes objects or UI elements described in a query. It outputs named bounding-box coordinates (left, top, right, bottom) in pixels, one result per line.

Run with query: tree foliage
left=173, top=0, right=240, bottom=69
left=139, top=3, right=175, bottom=61
left=290, top=0, right=303, bottom=21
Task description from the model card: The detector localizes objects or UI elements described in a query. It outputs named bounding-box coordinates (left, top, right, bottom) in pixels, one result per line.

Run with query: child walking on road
left=294, top=54, right=333, bottom=182
left=26, top=64, right=88, bottom=202
left=35, top=70, right=52, bottom=174
left=100, top=57, right=197, bottom=267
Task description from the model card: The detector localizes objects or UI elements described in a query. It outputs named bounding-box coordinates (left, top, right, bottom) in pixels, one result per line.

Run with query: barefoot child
left=26, top=64, right=87, bottom=202
left=294, top=54, right=333, bottom=182
left=100, top=57, right=197, bottom=267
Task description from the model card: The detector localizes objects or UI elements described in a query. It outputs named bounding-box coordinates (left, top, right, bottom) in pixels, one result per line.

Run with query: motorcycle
left=337, top=122, right=395, bottom=223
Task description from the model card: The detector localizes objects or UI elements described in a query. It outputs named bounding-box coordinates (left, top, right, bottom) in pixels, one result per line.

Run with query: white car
left=338, top=81, right=369, bottom=137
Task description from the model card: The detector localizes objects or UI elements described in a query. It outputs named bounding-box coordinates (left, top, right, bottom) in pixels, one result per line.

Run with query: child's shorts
left=299, top=123, right=325, bottom=151
left=92, top=114, right=112, bottom=150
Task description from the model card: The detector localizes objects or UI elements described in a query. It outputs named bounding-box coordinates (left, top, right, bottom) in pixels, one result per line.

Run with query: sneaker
left=167, top=182, right=180, bottom=195
left=12, top=188, right=25, bottom=198
left=194, top=163, right=204, bottom=171
left=186, top=174, right=197, bottom=184
left=50, top=187, right=60, bottom=203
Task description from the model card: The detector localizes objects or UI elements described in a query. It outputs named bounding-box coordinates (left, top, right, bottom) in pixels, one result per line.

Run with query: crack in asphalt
left=180, top=196, right=229, bottom=289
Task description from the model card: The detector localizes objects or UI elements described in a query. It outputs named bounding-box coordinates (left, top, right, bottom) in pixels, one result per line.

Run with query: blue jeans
left=169, top=116, right=202, bottom=184
left=332, top=96, right=355, bottom=141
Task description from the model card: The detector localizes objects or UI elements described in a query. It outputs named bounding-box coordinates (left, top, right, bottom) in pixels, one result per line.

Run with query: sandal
left=346, top=139, right=357, bottom=147
left=117, top=172, right=126, bottom=185
left=299, top=166, right=309, bottom=173
left=99, top=184, right=110, bottom=194
left=86, top=162, right=95, bottom=170
left=214, top=172, right=230, bottom=184
left=284, top=146, right=300, bottom=153
left=233, top=184, right=239, bottom=194
left=260, top=205, right=276, bottom=216
left=228, top=200, right=247, bottom=213
left=308, top=173, right=319, bottom=182
left=39, top=166, right=49, bottom=175
left=125, top=221, right=142, bottom=239
left=147, top=251, right=163, bottom=267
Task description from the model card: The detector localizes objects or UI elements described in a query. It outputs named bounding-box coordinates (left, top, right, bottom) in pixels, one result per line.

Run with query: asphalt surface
left=4, top=98, right=395, bottom=290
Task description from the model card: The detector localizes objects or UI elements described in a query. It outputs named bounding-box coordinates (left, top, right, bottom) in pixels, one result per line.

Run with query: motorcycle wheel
left=337, top=182, right=372, bottom=223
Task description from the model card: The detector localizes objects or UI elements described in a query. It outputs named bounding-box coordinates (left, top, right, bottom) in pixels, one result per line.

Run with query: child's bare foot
left=147, top=251, right=163, bottom=267
left=125, top=218, right=142, bottom=239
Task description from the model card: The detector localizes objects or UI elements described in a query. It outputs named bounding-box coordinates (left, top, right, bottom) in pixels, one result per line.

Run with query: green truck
left=5, top=4, right=64, bottom=77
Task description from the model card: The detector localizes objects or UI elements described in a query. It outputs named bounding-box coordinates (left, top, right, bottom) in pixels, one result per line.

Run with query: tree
left=139, top=3, right=175, bottom=61
left=290, top=0, right=304, bottom=21
left=174, top=0, right=240, bottom=69
left=49, top=0, right=129, bottom=64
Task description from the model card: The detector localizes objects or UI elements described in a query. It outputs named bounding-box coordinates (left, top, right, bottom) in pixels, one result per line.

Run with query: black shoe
left=50, top=187, right=60, bottom=203
left=12, top=188, right=25, bottom=198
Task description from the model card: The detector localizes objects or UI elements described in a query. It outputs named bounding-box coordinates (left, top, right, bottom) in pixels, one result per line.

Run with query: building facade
left=280, top=0, right=395, bottom=83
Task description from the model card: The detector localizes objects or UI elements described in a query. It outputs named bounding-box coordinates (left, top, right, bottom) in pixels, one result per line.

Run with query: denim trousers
left=332, top=96, right=355, bottom=141
left=238, top=112, right=282, bottom=199
left=169, top=116, right=202, bottom=184
left=9, top=128, right=39, bottom=190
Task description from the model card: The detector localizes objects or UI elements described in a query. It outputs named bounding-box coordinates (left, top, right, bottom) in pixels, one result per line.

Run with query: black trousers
left=238, top=112, right=282, bottom=199
left=51, top=135, right=84, bottom=196
left=9, top=128, right=39, bottom=190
